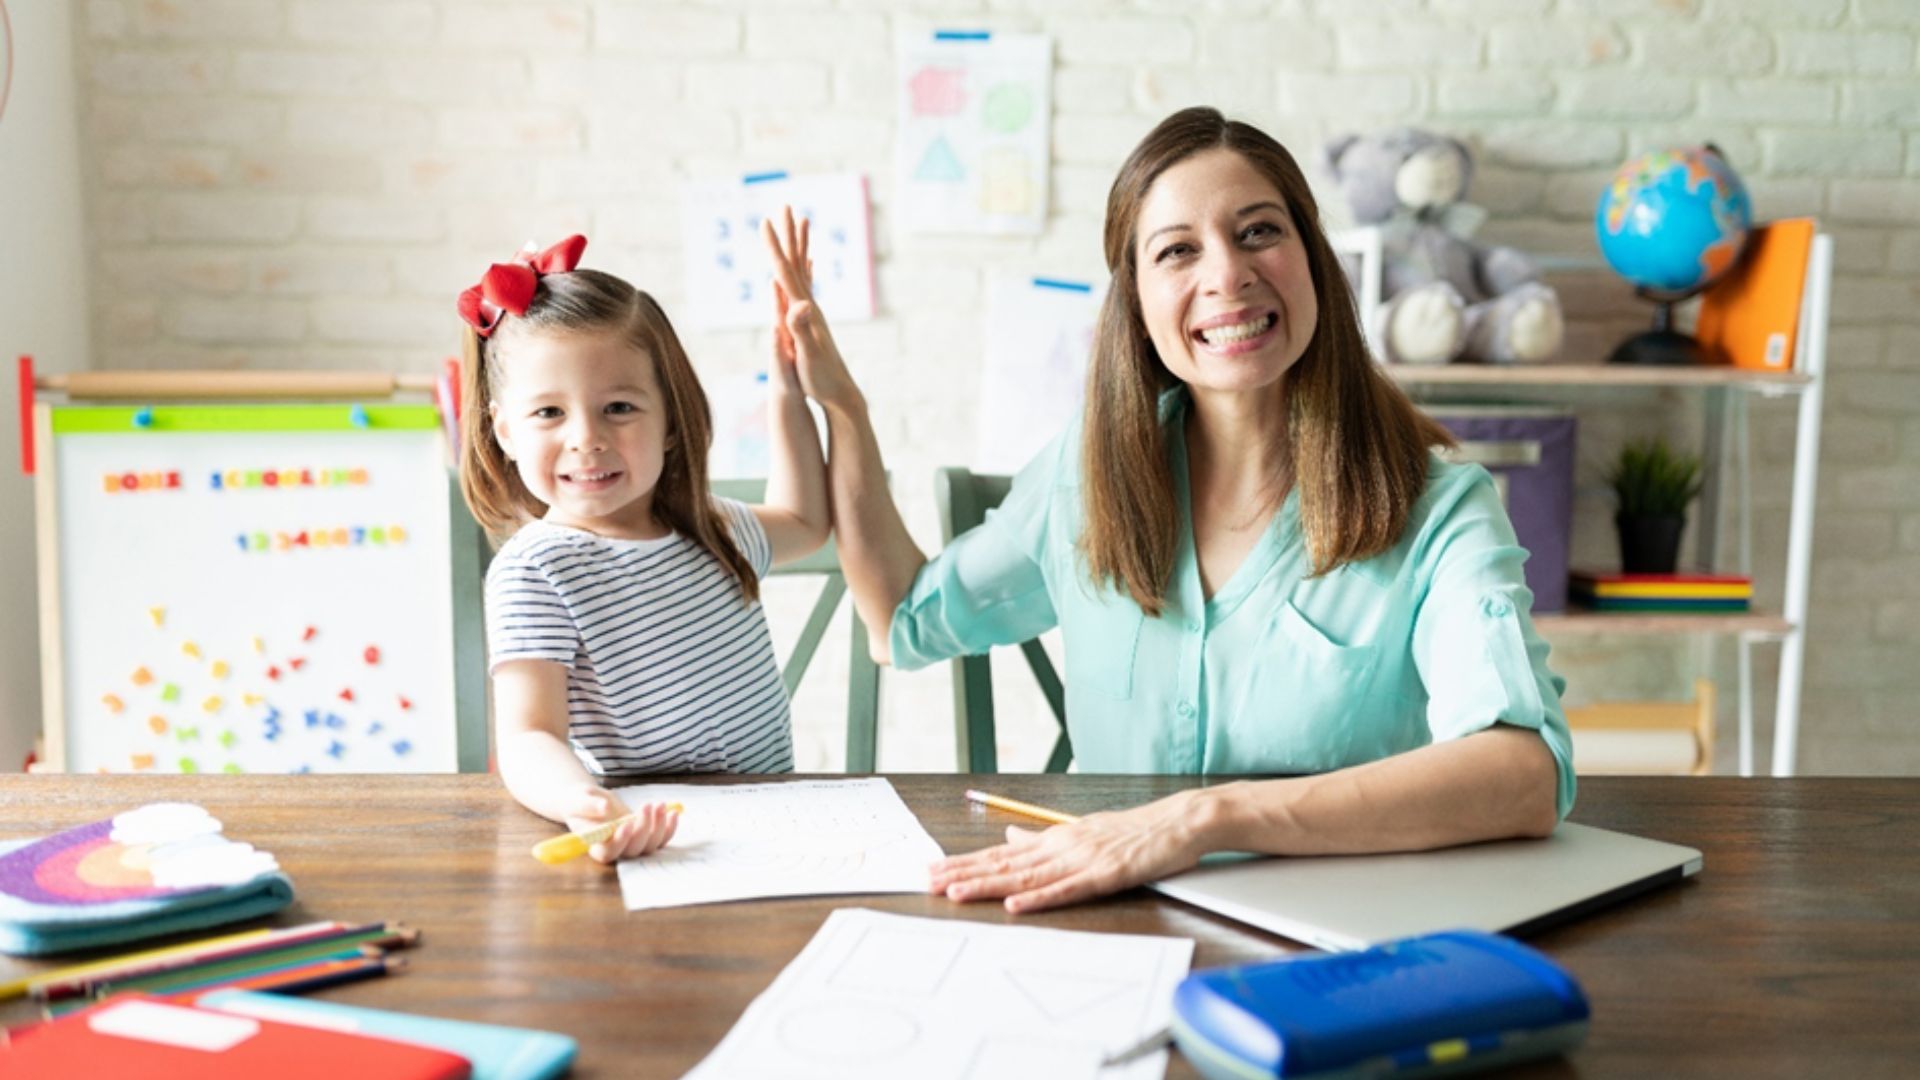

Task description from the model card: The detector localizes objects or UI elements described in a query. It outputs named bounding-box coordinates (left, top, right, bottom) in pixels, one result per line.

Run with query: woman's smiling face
left=1133, top=147, right=1319, bottom=399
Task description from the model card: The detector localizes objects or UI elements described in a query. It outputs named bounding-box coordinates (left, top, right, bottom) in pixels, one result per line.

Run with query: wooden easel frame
left=20, top=360, right=488, bottom=773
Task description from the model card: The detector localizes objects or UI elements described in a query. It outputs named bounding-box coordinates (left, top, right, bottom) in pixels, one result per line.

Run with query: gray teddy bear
left=1324, top=128, right=1563, bottom=364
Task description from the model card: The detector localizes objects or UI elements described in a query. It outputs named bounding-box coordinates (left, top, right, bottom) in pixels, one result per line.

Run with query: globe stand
left=1607, top=287, right=1714, bottom=366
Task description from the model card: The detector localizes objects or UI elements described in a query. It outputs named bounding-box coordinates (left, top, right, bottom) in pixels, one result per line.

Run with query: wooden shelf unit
left=1536, top=608, right=1792, bottom=637
left=1383, top=235, right=1831, bottom=777
left=1386, top=363, right=1811, bottom=391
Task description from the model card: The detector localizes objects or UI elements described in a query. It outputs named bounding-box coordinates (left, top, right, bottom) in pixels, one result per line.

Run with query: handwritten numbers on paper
left=684, top=173, right=874, bottom=330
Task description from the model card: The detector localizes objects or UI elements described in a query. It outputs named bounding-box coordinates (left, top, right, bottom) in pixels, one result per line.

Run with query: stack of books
left=0, top=990, right=578, bottom=1079
left=1569, top=570, right=1752, bottom=613
left=0, top=922, right=576, bottom=1078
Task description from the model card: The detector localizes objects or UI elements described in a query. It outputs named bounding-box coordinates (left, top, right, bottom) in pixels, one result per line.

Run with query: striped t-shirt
left=484, top=497, right=794, bottom=775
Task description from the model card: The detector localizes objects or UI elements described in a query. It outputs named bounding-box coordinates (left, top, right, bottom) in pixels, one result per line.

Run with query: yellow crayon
left=531, top=803, right=683, bottom=865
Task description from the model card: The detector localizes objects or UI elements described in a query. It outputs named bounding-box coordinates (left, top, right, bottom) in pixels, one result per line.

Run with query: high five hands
left=761, top=206, right=859, bottom=411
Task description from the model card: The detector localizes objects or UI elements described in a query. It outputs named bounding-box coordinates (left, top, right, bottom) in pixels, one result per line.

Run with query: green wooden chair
left=449, top=473, right=493, bottom=772
left=934, top=467, right=1070, bottom=774
left=711, top=479, right=881, bottom=772
left=463, top=479, right=882, bottom=772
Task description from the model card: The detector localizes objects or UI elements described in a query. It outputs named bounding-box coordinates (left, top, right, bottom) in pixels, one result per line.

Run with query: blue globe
left=1595, top=147, right=1752, bottom=295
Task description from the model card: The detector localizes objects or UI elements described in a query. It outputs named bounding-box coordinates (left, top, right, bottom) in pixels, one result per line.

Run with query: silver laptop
left=1149, top=822, right=1702, bottom=951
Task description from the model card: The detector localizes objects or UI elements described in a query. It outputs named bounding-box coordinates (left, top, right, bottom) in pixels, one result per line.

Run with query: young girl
left=458, top=233, right=829, bottom=864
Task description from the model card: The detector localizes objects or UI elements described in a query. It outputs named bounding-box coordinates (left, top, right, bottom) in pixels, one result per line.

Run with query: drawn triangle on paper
left=914, top=137, right=966, bottom=183
left=1001, top=969, right=1132, bottom=1022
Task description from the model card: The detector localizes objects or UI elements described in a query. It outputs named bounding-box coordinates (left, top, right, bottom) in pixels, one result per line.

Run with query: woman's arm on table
left=930, top=724, right=1559, bottom=914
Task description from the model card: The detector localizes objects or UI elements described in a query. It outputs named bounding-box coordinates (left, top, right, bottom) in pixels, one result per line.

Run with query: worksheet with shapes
left=895, top=31, right=1052, bottom=235
left=611, top=779, right=945, bottom=911
left=686, top=908, right=1193, bottom=1080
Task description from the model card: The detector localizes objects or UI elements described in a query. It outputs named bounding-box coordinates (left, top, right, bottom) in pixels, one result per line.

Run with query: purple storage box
left=1429, top=406, right=1576, bottom=613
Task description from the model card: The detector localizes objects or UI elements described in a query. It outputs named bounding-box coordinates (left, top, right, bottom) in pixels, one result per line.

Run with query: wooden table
left=3, top=775, right=1916, bottom=1077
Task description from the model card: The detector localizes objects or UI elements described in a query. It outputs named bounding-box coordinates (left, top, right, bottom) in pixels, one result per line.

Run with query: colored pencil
left=74, top=931, right=414, bottom=999
left=141, top=945, right=386, bottom=997
left=35, top=921, right=411, bottom=1001
left=46, top=954, right=404, bottom=1018
left=963, top=790, right=1081, bottom=827
left=208, top=953, right=403, bottom=996
left=0, top=920, right=345, bottom=1003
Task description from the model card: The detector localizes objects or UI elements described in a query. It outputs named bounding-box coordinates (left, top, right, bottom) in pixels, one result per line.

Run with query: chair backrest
left=933, top=467, right=1070, bottom=774
left=449, top=473, right=492, bottom=772
left=707, top=480, right=882, bottom=771
left=467, top=481, right=881, bottom=772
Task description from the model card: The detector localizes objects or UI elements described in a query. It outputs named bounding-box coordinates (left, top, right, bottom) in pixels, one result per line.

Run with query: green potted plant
left=1605, top=437, right=1703, bottom=574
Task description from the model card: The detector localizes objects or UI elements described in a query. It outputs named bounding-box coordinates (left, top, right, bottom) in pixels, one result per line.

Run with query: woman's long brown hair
left=458, top=270, right=759, bottom=603
left=1081, top=107, right=1452, bottom=616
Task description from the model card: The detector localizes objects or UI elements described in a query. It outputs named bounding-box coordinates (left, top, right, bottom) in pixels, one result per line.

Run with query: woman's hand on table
left=929, top=787, right=1228, bottom=913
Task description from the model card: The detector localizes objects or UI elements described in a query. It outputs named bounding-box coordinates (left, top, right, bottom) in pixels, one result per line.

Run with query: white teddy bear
left=1324, top=128, right=1564, bottom=365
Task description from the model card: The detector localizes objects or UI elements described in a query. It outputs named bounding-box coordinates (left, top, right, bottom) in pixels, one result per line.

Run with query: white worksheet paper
left=974, top=274, right=1104, bottom=474
left=686, top=908, right=1193, bottom=1080
left=680, top=171, right=876, bottom=330
left=612, top=779, right=945, bottom=911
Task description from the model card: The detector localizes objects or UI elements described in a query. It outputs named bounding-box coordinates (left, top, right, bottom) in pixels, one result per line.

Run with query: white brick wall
left=58, top=0, right=1920, bottom=776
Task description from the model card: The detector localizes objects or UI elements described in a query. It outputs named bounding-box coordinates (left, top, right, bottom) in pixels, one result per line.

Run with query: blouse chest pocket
left=1063, top=595, right=1143, bottom=701
left=1219, top=600, right=1384, bottom=770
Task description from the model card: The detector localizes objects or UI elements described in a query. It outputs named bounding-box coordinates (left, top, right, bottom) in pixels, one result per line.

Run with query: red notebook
left=0, top=993, right=470, bottom=1079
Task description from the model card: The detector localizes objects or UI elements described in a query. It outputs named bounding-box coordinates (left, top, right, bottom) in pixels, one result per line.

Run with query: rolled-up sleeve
left=888, top=435, right=1067, bottom=672
left=1411, top=467, right=1577, bottom=820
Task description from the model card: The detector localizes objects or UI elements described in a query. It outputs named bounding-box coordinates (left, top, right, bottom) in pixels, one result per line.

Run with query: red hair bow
left=457, top=234, right=588, bottom=337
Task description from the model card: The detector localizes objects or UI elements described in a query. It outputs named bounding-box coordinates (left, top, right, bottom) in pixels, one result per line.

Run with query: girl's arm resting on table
left=491, top=659, right=678, bottom=863
left=930, top=725, right=1559, bottom=914
left=761, top=207, right=924, bottom=660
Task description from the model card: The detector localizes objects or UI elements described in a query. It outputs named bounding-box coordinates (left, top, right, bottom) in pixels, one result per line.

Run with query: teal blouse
left=890, top=394, right=1577, bottom=819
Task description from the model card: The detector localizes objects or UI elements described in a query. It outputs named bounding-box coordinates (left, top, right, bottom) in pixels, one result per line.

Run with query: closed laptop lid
left=1149, top=822, right=1702, bottom=952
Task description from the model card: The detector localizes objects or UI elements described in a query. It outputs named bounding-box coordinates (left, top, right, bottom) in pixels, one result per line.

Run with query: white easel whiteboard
left=35, top=403, right=470, bottom=775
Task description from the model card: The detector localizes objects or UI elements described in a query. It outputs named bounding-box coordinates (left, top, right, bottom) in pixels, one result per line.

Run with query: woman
left=761, top=106, right=1574, bottom=914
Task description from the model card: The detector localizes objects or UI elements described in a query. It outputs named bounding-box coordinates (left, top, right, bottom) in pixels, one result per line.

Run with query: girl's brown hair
left=1081, top=107, right=1453, bottom=616
left=459, top=269, right=759, bottom=603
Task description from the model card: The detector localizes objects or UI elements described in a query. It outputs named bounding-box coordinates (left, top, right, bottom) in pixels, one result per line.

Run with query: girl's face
left=1133, top=147, right=1318, bottom=401
left=490, top=329, right=672, bottom=540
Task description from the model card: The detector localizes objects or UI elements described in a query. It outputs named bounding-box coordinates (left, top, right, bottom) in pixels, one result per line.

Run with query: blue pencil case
left=0, top=803, right=294, bottom=956
left=1172, top=929, right=1590, bottom=1079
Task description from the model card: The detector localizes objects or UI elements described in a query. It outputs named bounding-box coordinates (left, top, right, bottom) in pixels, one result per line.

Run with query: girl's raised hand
left=564, top=786, right=680, bottom=864
left=761, top=205, right=857, bottom=409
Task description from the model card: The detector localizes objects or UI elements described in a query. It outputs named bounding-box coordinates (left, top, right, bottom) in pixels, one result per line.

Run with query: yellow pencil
left=964, top=789, right=1080, bottom=827
left=531, top=803, right=684, bottom=865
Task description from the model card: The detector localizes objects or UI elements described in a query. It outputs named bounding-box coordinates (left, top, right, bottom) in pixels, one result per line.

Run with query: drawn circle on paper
left=981, top=82, right=1034, bottom=134
left=778, top=1001, right=919, bottom=1059
left=0, top=2, right=12, bottom=125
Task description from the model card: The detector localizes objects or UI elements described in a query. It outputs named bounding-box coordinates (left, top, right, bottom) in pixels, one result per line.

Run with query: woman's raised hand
left=761, top=205, right=858, bottom=410
left=927, top=789, right=1220, bottom=913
